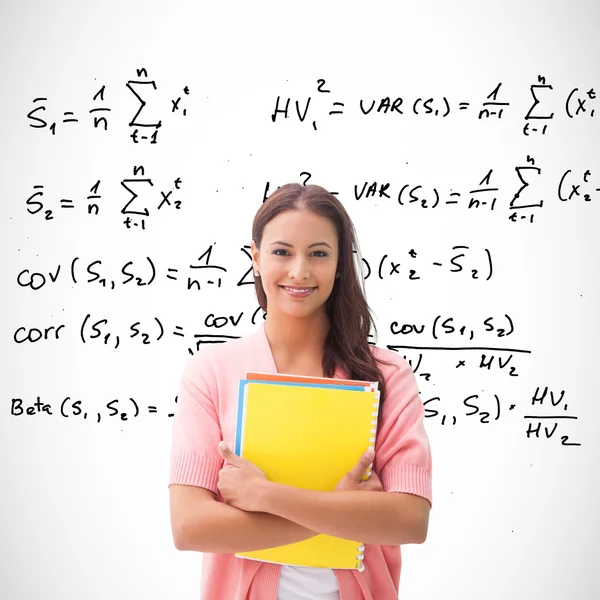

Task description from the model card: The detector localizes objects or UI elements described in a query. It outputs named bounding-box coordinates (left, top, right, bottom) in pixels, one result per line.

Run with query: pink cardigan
left=169, top=322, right=433, bottom=599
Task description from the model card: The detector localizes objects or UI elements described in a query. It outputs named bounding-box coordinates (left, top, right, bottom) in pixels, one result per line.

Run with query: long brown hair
left=252, top=183, right=397, bottom=431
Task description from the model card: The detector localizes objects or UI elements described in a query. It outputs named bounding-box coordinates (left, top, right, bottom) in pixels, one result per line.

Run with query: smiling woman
left=252, top=209, right=339, bottom=328
left=169, top=182, right=433, bottom=600
left=249, top=185, right=395, bottom=394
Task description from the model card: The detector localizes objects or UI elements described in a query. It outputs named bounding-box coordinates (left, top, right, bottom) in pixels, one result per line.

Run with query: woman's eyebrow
left=270, top=241, right=332, bottom=249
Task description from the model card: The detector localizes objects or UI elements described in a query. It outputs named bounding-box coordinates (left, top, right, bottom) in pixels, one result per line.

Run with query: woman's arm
left=179, top=500, right=320, bottom=553
left=255, top=481, right=426, bottom=546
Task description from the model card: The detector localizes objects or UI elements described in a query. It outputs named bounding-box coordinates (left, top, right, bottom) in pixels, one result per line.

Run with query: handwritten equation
left=26, top=73, right=597, bottom=141
left=25, top=165, right=183, bottom=229
left=11, top=307, right=526, bottom=352
left=9, top=378, right=580, bottom=448
left=15, top=243, right=499, bottom=293
left=270, top=76, right=597, bottom=136
left=26, top=67, right=190, bottom=143
left=14, top=68, right=587, bottom=450
left=7, top=294, right=583, bottom=445
left=266, top=163, right=598, bottom=225
left=24, top=161, right=598, bottom=229
left=424, top=386, right=579, bottom=445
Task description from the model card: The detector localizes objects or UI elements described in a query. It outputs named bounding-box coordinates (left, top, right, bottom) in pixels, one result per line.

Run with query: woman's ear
left=250, top=240, right=260, bottom=272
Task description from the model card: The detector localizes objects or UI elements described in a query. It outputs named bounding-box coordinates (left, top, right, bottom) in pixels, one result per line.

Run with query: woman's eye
left=272, top=249, right=328, bottom=257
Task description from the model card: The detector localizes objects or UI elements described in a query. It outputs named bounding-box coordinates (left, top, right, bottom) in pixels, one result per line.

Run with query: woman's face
left=251, top=209, right=339, bottom=318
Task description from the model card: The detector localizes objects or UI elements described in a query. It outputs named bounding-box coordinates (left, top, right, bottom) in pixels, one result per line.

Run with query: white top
left=277, top=565, right=340, bottom=600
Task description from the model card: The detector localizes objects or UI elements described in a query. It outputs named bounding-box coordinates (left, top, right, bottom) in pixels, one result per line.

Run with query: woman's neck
left=264, top=312, right=330, bottom=361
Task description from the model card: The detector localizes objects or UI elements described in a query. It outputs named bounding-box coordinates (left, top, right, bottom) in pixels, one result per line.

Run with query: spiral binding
left=355, top=544, right=366, bottom=571
left=355, top=388, right=381, bottom=570
left=363, top=389, right=380, bottom=480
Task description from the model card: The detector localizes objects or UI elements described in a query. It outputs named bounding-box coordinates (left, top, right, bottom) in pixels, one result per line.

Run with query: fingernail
left=366, top=449, right=375, bottom=459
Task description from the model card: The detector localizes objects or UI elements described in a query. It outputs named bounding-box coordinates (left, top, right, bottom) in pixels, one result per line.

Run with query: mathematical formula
left=27, top=67, right=190, bottom=143
left=26, top=72, right=597, bottom=141
left=271, top=76, right=597, bottom=136
left=15, top=243, right=497, bottom=292
left=9, top=383, right=579, bottom=448
left=24, top=163, right=598, bottom=229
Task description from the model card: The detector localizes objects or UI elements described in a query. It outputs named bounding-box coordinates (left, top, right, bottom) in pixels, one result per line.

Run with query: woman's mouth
left=279, top=286, right=317, bottom=298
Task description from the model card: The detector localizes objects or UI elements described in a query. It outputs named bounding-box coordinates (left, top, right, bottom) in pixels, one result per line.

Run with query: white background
left=1, top=1, right=599, bottom=598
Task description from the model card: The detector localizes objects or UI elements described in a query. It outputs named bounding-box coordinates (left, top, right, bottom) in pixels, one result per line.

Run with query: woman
left=169, top=183, right=433, bottom=599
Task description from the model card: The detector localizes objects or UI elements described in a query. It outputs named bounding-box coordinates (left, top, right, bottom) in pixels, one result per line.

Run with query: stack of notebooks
left=233, top=371, right=381, bottom=572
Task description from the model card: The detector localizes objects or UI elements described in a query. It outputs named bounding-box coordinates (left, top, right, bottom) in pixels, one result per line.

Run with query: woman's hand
left=334, top=449, right=383, bottom=492
left=217, top=441, right=269, bottom=512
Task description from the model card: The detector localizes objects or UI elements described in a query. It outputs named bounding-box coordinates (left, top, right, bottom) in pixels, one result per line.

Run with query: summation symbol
left=120, top=165, right=153, bottom=229
left=127, top=67, right=162, bottom=144
left=523, top=74, right=554, bottom=136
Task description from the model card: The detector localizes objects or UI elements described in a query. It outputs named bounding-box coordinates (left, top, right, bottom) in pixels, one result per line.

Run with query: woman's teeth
left=281, top=286, right=316, bottom=297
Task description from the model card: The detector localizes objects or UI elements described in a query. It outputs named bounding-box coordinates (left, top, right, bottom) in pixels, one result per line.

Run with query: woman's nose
left=288, top=257, right=310, bottom=279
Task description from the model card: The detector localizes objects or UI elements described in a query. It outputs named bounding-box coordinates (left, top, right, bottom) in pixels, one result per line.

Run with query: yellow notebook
left=233, top=375, right=380, bottom=571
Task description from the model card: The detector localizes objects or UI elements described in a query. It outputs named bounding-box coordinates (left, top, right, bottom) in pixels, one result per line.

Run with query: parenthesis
left=494, top=394, right=500, bottom=420
left=557, top=169, right=570, bottom=201
left=432, top=187, right=440, bottom=208
left=398, top=184, right=408, bottom=206
left=81, top=313, right=90, bottom=343
left=505, top=313, right=514, bottom=335
left=251, top=306, right=261, bottom=325
left=155, top=317, right=164, bottom=340
left=362, top=258, right=371, bottom=279
left=378, top=254, right=386, bottom=280
left=97, top=413, right=101, bottom=423
left=484, top=248, right=492, bottom=281
left=432, top=315, right=439, bottom=340
left=413, top=98, right=420, bottom=115
left=565, top=88, right=577, bottom=118
left=60, top=397, right=69, bottom=418
left=443, top=96, right=450, bottom=117
left=115, top=335, right=120, bottom=349
left=130, top=397, right=139, bottom=417
left=71, top=256, right=78, bottom=284
left=147, top=256, right=156, bottom=284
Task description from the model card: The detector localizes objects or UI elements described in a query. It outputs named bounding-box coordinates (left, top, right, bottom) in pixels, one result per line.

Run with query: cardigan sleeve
left=374, top=354, right=433, bottom=509
left=168, top=351, right=223, bottom=495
